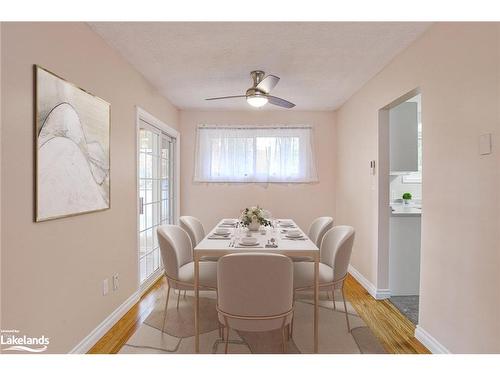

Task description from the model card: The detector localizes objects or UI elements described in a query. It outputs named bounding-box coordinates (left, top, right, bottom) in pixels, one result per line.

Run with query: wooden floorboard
left=88, top=278, right=165, bottom=354
left=344, top=274, right=429, bottom=354
left=88, top=273, right=429, bottom=354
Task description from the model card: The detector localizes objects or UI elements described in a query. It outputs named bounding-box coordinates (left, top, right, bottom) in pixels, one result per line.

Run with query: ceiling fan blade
left=205, top=95, right=246, bottom=101
left=267, top=95, right=295, bottom=109
left=256, top=75, right=280, bottom=93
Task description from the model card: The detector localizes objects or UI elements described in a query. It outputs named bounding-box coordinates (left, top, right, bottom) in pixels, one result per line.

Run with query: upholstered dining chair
left=292, top=216, right=334, bottom=262
left=217, top=253, right=294, bottom=353
left=179, top=215, right=220, bottom=262
left=308, top=216, right=334, bottom=247
left=293, top=225, right=355, bottom=332
left=179, top=216, right=205, bottom=248
left=157, top=225, right=218, bottom=333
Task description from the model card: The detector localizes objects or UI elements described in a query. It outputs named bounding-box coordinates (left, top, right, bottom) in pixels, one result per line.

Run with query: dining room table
left=193, top=218, right=320, bottom=353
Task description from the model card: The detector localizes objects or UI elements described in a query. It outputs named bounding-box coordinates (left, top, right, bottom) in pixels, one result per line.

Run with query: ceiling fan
left=205, top=70, right=296, bottom=109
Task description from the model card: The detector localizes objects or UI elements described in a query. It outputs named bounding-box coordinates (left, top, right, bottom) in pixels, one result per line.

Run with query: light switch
left=479, top=133, right=492, bottom=155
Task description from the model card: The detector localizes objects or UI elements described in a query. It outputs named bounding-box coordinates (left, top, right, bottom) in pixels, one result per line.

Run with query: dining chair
left=308, top=216, right=334, bottom=247
left=179, top=215, right=220, bottom=262
left=292, top=216, right=334, bottom=262
left=293, top=225, right=355, bottom=332
left=179, top=215, right=205, bottom=248
left=157, top=225, right=218, bottom=333
left=217, top=253, right=294, bottom=353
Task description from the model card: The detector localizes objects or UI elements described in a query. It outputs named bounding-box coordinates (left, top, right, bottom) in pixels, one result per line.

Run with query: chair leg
left=183, top=290, right=187, bottom=298
left=341, top=285, right=351, bottom=332
left=281, top=327, right=286, bottom=353
left=161, top=285, right=171, bottom=333
left=224, top=326, right=230, bottom=354
left=218, top=322, right=223, bottom=339
left=176, top=289, right=181, bottom=309
left=332, top=288, right=336, bottom=310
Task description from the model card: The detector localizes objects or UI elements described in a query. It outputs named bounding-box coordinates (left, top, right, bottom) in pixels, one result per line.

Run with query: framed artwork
left=35, top=65, right=111, bottom=222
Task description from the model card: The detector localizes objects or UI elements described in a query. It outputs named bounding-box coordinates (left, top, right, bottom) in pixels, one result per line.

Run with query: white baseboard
left=415, top=325, right=451, bottom=354
left=139, top=268, right=164, bottom=295
left=69, top=291, right=140, bottom=354
left=348, top=265, right=390, bottom=300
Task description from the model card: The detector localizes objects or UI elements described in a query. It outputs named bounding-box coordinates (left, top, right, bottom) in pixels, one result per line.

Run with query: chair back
left=157, top=225, right=193, bottom=280
left=308, top=216, right=334, bottom=247
left=179, top=216, right=205, bottom=247
left=217, top=253, right=293, bottom=332
left=320, top=226, right=355, bottom=281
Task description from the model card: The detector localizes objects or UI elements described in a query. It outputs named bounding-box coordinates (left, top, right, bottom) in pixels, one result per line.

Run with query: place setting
left=282, top=229, right=307, bottom=241
left=218, top=219, right=239, bottom=228
left=278, top=220, right=297, bottom=229
left=207, top=227, right=232, bottom=240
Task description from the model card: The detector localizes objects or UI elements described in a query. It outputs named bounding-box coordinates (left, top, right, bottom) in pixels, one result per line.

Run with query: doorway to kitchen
left=378, top=90, right=422, bottom=325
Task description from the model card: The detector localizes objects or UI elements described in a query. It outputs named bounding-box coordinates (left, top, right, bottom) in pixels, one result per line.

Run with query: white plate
left=286, top=234, right=304, bottom=239
left=238, top=242, right=260, bottom=247
left=215, top=228, right=231, bottom=235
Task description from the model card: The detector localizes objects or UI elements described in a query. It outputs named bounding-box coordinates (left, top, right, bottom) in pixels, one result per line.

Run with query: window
left=194, top=126, right=318, bottom=183
left=402, top=116, right=422, bottom=183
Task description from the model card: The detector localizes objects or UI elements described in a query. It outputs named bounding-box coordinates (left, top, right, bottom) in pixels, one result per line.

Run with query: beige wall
left=0, top=23, right=179, bottom=353
left=335, top=23, right=500, bottom=352
left=179, top=111, right=335, bottom=231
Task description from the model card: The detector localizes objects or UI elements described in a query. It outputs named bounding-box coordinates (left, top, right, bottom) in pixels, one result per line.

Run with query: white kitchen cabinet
left=389, top=214, right=421, bottom=296
left=390, top=102, right=418, bottom=173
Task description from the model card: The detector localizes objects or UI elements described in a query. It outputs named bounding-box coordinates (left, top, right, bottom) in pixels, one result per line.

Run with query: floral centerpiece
left=239, top=206, right=272, bottom=231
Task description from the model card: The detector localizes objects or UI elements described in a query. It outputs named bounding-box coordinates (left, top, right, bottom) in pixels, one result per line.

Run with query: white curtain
left=194, top=126, right=319, bottom=183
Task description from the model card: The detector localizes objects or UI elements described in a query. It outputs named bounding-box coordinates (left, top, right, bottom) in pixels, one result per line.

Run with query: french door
left=138, top=118, right=175, bottom=286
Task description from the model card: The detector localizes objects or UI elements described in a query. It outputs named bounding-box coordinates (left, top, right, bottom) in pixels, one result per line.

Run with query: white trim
left=415, top=325, right=451, bottom=354
left=139, top=267, right=164, bottom=295
left=69, top=291, right=139, bottom=354
left=348, top=265, right=391, bottom=300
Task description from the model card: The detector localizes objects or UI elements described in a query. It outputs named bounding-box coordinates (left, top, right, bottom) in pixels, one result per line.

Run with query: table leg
left=194, top=255, right=200, bottom=353
left=314, top=256, right=319, bottom=353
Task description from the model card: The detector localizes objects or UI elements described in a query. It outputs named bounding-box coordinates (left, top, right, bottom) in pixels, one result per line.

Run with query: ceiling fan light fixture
left=246, top=94, right=268, bottom=108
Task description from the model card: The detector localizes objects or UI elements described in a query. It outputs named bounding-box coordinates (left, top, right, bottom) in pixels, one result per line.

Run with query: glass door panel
left=138, top=122, right=175, bottom=286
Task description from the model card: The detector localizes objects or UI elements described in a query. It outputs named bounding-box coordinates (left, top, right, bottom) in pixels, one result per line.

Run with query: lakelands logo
left=0, top=329, right=50, bottom=353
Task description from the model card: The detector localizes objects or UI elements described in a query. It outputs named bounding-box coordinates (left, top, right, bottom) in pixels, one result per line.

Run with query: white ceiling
left=89, top=22, right=431, bottom=111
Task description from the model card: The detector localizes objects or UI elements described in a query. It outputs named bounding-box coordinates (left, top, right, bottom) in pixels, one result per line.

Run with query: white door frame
left=135, top=106, right=180, bottom=293
left=377, top=88, right=420, bottom=298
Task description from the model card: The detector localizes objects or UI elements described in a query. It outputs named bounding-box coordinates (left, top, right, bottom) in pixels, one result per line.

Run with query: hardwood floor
left=344, top=275, right=429, bottom=354
left=88, top=273, right=429, bottom=354
left=88, top=278, right=165, bottom=354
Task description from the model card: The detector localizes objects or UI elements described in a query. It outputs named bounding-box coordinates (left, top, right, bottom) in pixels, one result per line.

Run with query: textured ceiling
left=89, top=22, right=431, bottom=111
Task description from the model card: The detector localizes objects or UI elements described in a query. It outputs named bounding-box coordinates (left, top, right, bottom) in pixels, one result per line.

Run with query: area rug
left=119, top=289, right=386, bottom=354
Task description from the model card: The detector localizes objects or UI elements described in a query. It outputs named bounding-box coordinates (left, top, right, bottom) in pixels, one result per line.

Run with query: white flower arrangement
left=239, top=206, right=271, bottom=228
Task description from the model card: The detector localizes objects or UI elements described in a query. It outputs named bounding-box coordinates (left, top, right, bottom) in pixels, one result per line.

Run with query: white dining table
left=193, top=218, right=320, bottom=353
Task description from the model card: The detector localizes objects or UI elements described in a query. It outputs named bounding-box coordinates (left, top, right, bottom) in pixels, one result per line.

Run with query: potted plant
left=240, top=206, right=271, bottom=231
left=402, top=192, right=412, bottom=205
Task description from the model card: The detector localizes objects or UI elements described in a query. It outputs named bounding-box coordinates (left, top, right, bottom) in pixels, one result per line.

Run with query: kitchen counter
left=390, top=203, right=422, bottom=216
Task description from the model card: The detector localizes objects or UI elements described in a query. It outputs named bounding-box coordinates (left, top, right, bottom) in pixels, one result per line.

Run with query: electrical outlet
left=103, top=279, right=109, bottom=296
left=113, top=274, right=119, bottom=291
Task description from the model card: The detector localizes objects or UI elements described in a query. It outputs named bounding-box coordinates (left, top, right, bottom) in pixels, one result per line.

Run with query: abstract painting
left=35, top=66, right=111, bottom=221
